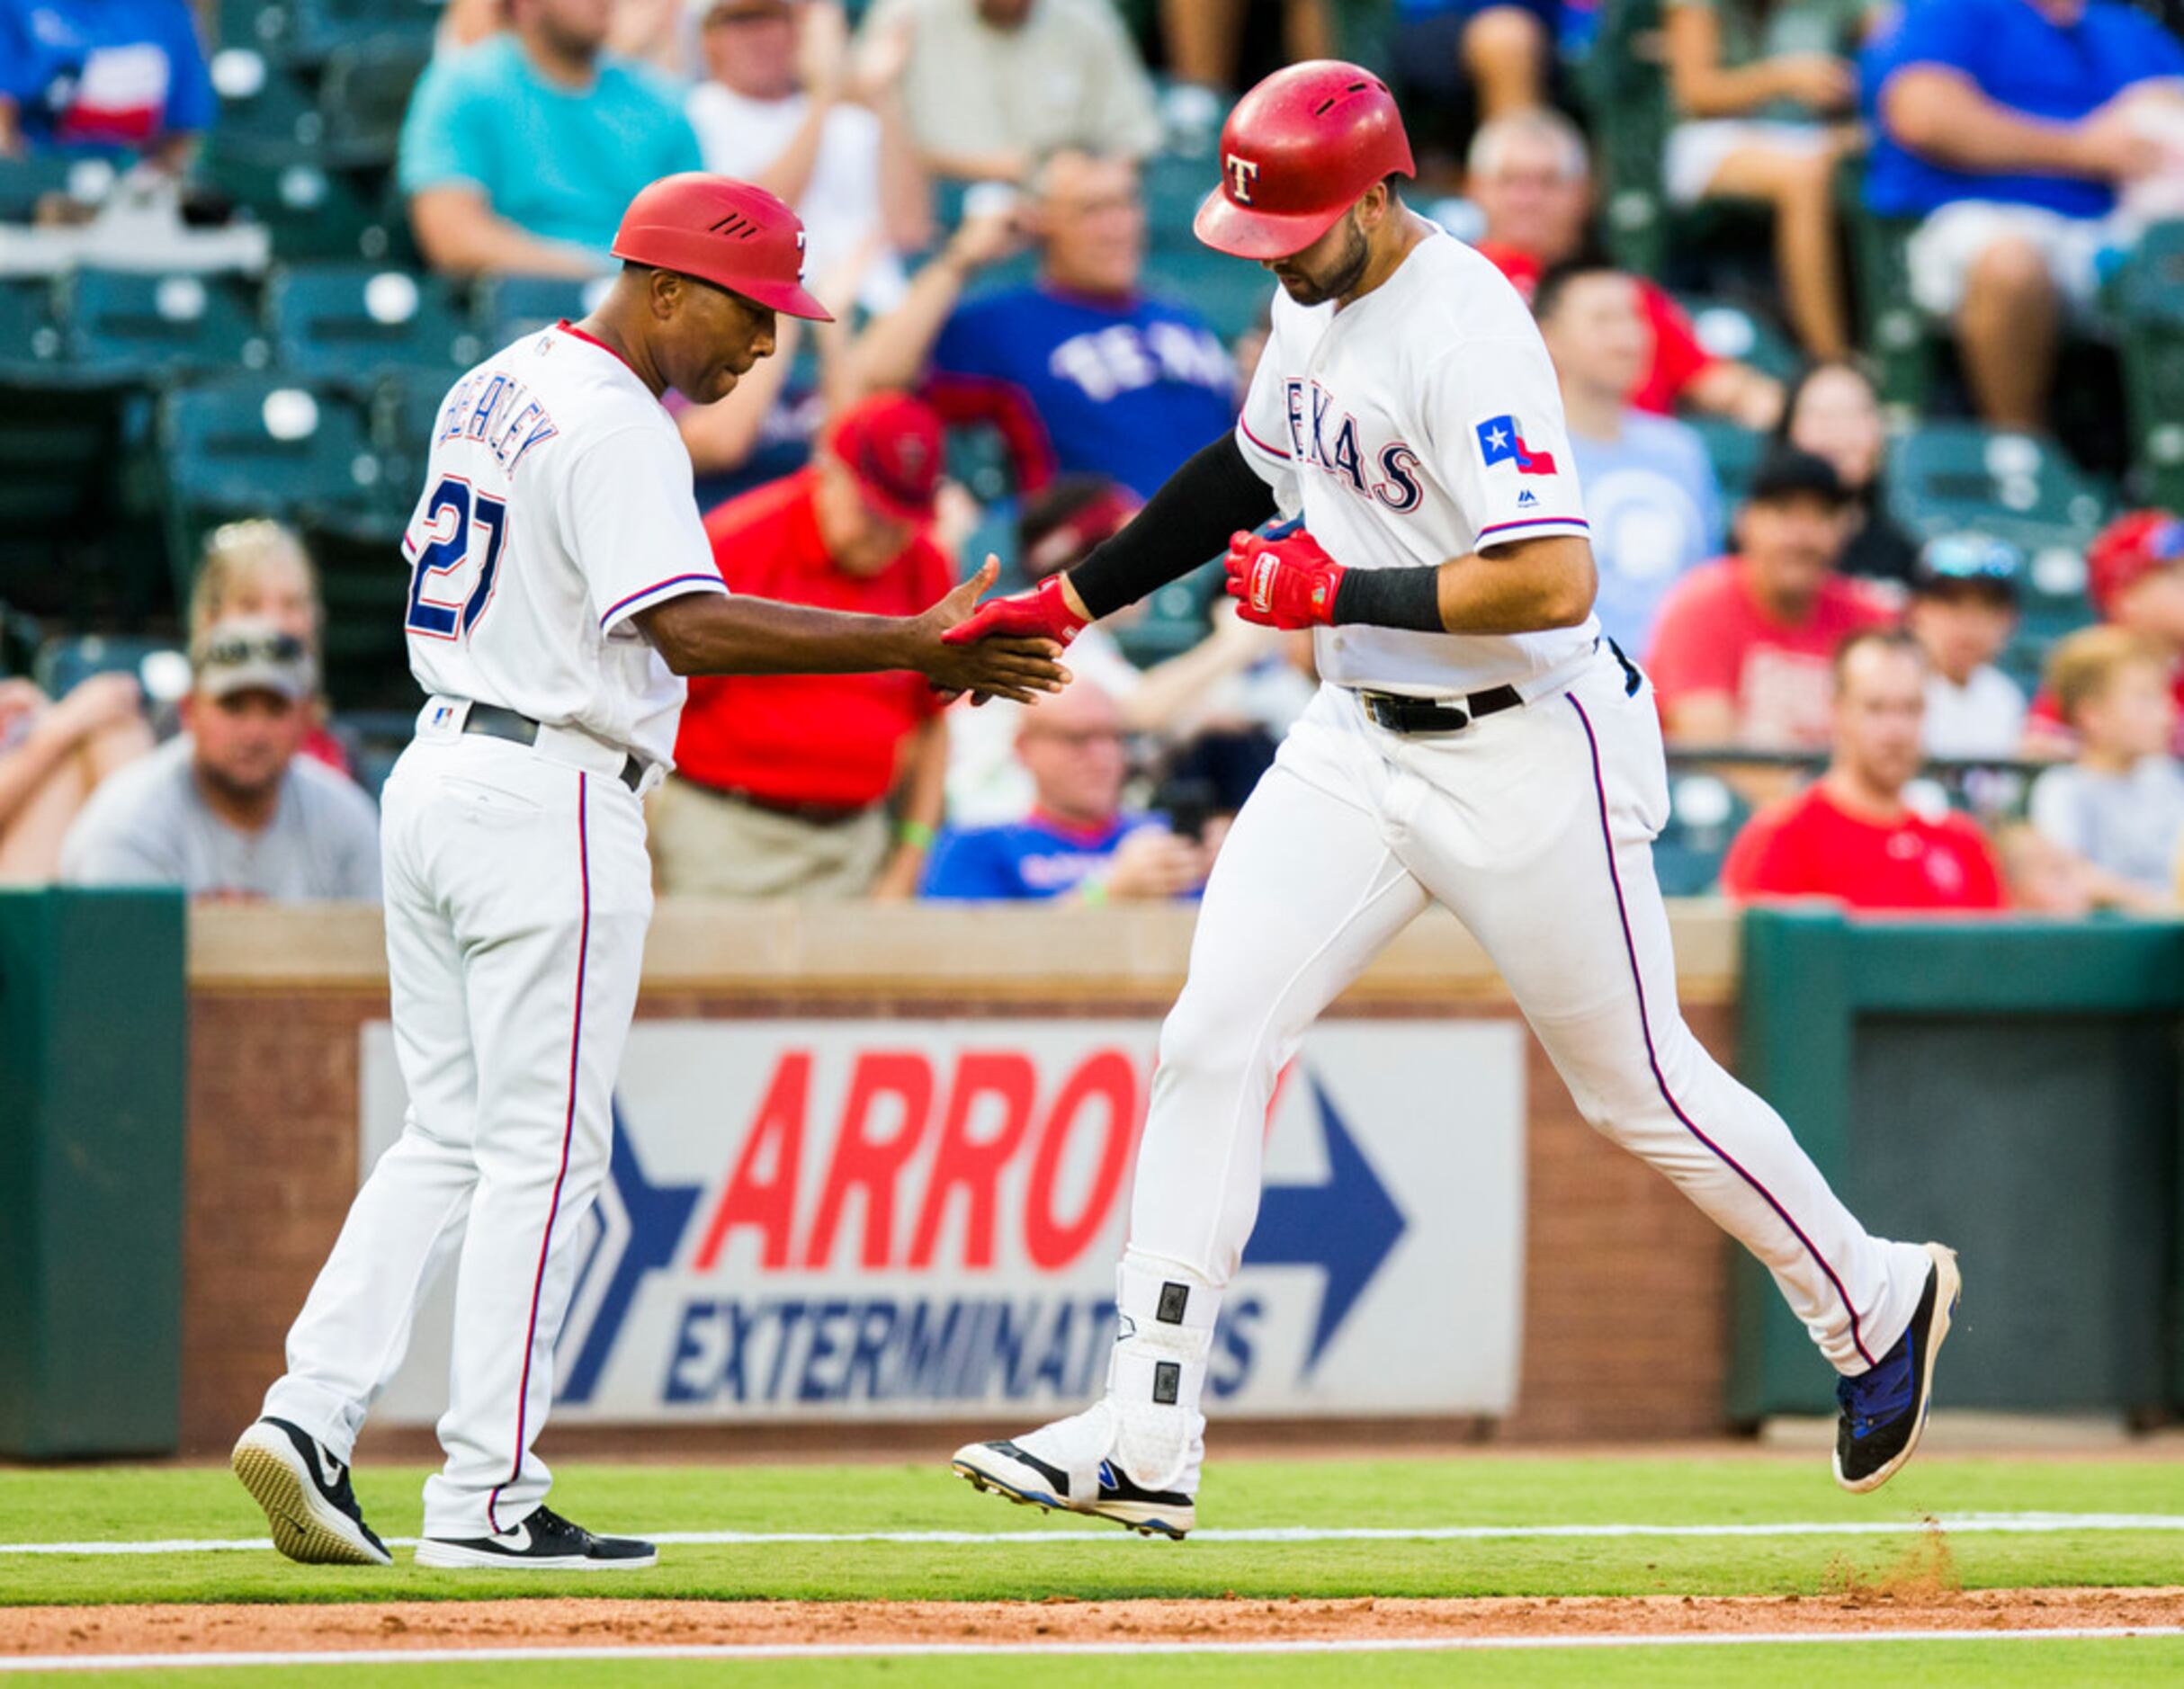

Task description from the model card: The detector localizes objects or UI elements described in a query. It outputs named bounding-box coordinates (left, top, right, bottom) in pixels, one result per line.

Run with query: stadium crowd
left=8, top=0, right=2184, bottom=915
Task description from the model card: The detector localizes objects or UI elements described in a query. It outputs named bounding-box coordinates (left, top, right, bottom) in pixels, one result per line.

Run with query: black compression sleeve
left=1067, top=432, right=1278, bottom=619
left=1330, top=565, right=1446, bottom=633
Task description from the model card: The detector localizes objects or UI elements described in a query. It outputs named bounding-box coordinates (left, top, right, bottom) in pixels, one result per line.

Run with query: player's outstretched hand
left=1225, top=527, right=1346, bottom=630
left=938, top=568, right=1089, bottom=648
left=915, top=559, right=1071, bottom=705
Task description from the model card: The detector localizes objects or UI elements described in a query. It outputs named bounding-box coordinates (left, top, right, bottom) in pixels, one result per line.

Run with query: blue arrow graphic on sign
left=559, top=1103, right=702, bottom=1405
left=1246, top=1074, right=1408, bottom=1374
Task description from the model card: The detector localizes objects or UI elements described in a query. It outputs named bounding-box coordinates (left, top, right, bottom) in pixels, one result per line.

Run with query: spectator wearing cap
left=1904, top=533, right=2026, bottom=758
left=1464, top=109, right=1784, bottom=428
left=944, top=475, right=1293, bottom=824
left=1647, top=448, right=1896, bottom=749
left=1535, top=257, right=1723, bottom=658
left=685, top=0, right=930, bottom=317
left=1865, top=0, right=2184, bottom=432
left=58, top=619, right=380, bottom=899
left=190, top=519, right=353, bottom=777
left=922, top=678, right=1214, bottom=901
left=849, top=148, right=1235, bottom=500
left=2027, top=626, right=2184, bottom=907
left=2027, top=510, right=2184, bottom=756
left=0, top=0, right=213, bottom=172
left=1774, top=360, right=1920, bottom=588
left=855, top=0, right=1161, bottom=183
left=1723, top=629, right=2007, bottom=910
left=652, top=393, right=958, bottom=898
left=399, top=0, right=704, bottom=279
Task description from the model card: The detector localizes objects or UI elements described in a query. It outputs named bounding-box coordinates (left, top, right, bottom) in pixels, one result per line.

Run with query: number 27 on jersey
left=404, top=474, right=507, bottom=640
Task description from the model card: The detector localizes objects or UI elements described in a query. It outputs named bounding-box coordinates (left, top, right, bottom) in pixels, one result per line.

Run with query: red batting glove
left=939, top=573, right=1089, bottom=648
left=1224, top=527, right=1346, bottom=630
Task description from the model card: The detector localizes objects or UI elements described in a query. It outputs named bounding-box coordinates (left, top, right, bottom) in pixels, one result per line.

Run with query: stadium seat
left=1651, top=771, right=1750, bottom=897
left=1678, top=295, right=1802, bottom=384
left=0, top=277, right=68, bottom=382
left=1580, top=0, right=1671, bottom=279
left=266, top=263, right=481, bottom=390
left=0, top=154, right=112, bottom=224
left=1684, top=414, right=1766, bottom=507
left=2107, top=219, right=2184, bottom=510
left=207, top=46, right=321, bottom=150
left=284, top=0, right=439, bottom=64
left=474, top=275, right=611, bottom=349
left=1142, top=243, right=1270, bottom=343
left=1839, top=160, right=1934, bottom=416
left=63, top=268, right=272, bottom=382
left=316, top=37, right=433, bottom=169
left=31, top=633, right=188, bottom=704
left=156, top=378, right=387, bottom=603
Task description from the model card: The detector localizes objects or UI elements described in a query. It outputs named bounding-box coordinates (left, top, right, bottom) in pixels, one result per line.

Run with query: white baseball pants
left=264, top=722, right=650, bottom=1538
left=1128, top=648, right=1931, bottom=1377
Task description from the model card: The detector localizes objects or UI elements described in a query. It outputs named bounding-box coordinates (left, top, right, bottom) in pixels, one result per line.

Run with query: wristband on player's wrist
left=1329, top=563, right=1446, bottom=633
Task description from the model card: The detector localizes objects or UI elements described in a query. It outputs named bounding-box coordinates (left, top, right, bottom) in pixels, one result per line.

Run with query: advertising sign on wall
left=361, top=1018, right=1526, bottom=1422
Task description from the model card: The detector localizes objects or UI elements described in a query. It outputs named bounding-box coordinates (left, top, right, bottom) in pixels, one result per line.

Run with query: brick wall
left=182, top=991, right=1731, bottom=1455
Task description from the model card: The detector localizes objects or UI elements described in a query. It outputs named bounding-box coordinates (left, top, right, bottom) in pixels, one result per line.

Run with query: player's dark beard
left=1277, top=221, right=1371, bottom=308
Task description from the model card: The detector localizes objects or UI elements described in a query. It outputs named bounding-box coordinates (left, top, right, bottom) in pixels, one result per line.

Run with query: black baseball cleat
left=414, top=1505, right=658, bottom=1570
left=1834, top=1242, right=1962, bottom=1494
left=230, top=1416, right=393, bottom=1567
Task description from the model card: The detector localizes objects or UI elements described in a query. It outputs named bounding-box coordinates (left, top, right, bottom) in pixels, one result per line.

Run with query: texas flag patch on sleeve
left=1474, top=415, right=1558, bottom=477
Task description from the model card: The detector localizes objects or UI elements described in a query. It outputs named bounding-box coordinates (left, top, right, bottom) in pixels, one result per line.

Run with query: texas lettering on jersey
left=1281, top=378, right=1424, bottom=514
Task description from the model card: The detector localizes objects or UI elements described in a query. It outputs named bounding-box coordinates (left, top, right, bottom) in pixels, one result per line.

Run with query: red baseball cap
left=827, top=392, right=944, bottom=523
left=2088, top=509, right=2184, bottom=615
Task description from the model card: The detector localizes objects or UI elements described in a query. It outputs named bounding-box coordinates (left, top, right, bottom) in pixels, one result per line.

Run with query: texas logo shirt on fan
left=1233, top=228, right=1594, bottom=696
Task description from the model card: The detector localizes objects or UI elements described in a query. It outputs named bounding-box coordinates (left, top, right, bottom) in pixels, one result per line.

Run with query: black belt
left=1353, top=684, right=1524, bottom=735
left=461, top=702, right=645, bottom=792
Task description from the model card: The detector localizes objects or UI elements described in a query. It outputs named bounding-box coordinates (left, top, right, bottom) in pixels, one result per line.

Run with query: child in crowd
left=2028, top=627, right=2184, bottom=908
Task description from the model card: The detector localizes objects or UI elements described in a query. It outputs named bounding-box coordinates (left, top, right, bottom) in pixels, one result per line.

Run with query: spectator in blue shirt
left=0, top=0, right=212, bottom=172
left=1535, top=258, right=1723, bottom=657
left=923, top=678, right=1214, bottom=901
left=399, top=0, right=704, bottom=279
left=848, top=148, right=1238, bottom=500
left=1866, top=0, right=2184, bottom=430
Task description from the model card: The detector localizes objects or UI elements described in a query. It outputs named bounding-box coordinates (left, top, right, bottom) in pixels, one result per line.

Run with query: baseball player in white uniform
left=947, top=64, right=1960, bottom=1538
left=231, top=174, right=1065, bottom=1571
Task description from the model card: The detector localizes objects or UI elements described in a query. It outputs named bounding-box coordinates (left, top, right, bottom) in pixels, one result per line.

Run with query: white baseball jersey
left=401, top=322, right=728, bottom=766
left=1235, top=228, right=1597, bottom=697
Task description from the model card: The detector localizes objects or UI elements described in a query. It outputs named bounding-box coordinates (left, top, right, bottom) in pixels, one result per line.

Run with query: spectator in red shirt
left=2025, top=510, right=2184, bottom=758
left=1723, top=629, right=2007, bottom=911
left=1464, top=108, right=1783, bottom=428
left=1648, top=449, right=1895, bottom=749
left=653, top=392, right=958, bottom=899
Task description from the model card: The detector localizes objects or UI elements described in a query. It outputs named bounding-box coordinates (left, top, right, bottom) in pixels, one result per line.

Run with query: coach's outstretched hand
left=939, top=569, right=1089, bottom=649
left=915, top=559, right=1072, bottom=705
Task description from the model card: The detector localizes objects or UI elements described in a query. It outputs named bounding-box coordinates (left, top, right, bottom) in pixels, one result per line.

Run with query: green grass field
left=4, top=1452, right=2181, bottom=1685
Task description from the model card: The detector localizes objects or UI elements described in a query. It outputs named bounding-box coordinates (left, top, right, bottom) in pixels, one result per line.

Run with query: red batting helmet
left=1193, top=60, right=1415, bottom=262
left=612, top=173, right=834, bottom=322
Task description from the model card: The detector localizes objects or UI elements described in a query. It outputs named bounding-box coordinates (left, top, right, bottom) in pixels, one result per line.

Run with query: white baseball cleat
left=952, top=1400, right=1195, bottom=1539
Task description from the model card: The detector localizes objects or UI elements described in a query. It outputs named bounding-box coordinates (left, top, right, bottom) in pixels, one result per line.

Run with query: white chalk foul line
left=6, top=1513, right=2184, bottom=1557
left=4, top=1625, right=2184, bottom=1671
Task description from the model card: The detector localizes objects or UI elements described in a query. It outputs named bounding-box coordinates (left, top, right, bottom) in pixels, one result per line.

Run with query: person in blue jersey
left=1864, top=0, right=2184, bottom=431
left=0, top=0, right=212, bottom=170
left=398, top=0, right=704, bottom=279
left=848, top=148, right=1238, bottom=499
left=923, top=678, right=1214, bottom=902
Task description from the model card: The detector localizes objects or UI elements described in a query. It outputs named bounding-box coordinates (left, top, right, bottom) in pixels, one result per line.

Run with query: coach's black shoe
left=414, top=1505, right=658, bottom=1570
left=231, top=1416, right=393, bottom=1567
left=1834, top=1242, right=1962, bottom=1494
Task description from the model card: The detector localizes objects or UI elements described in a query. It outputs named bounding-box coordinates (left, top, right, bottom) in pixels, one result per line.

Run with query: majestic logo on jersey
left=1282, top=378, right=1425, bottom=514
left=1475, top=415, right=1558, bottom=477
left=1225, top=154, right=1261, bottom=204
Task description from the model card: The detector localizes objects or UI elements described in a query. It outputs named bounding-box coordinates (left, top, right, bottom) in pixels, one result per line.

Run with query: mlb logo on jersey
left=1475, top=414, right=1557, bottom=477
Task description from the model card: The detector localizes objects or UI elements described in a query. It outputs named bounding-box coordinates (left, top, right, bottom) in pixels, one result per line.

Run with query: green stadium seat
left=474, top=275, right=612, bottom=349
left=207, top=45, right=320, bottom=149
left=63, top=269, right=271, bottom=382
left=1840, top=169, right=1933, bottom=416
left=1677, top=295, right=1802, bottom=384
left=1580, top=0, right=1671, bottom=279
left=1684, top=414, right=1766, bottom=507
left=316, top=37, right=433, bottom=169
left=157, top=377, right=388, bottom=603
left=1142, top=243, right=1270, bottom=343
left=32, top=633, right=187, bottom=703
left=1109, top=562, right=1223, bottom=668
left=285, top=0, right=439, bottom=64
left=0, top=154, right=117, bottom=223
left=200, top=144, right=403, bottom=262
left=266, top=263, right=482, bottom=389
left=1651, top=771, right=1750, bottom=897
left=0, top=278, right=69, bottom=381
left=2107, top=219, right=2184, bottom=510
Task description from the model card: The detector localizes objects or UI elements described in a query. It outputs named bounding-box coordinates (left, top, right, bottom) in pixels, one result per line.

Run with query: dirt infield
left=6, top=1587, right=2182, bottom=1658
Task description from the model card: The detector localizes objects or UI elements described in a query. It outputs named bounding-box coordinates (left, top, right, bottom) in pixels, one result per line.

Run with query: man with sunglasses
left=59, top=617, right=379, bottom=899
left=231, top=173, right=1064, bottom=1575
